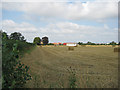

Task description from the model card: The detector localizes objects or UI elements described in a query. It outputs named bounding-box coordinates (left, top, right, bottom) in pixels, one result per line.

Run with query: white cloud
left=39, top=22, right=117, bottom=43
left=2, top=0, right=119, bottom=2
left=104, top=24, right=109, bottom=30
left=2, top=0, right=118, bottom=22
left=2, top=20, right=117, bottom=43
left=2, top=20, right=37, bottom=32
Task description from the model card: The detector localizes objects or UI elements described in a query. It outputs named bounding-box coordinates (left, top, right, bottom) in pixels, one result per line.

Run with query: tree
left=86, top=41, right=95, bottom=45
left=33, top=37, right=41, bottom=44
left=118, top=42, right=120, bottom=45
left=2, top=32, right=8, bottom=40
left=109, top=41, right=116, bottom=45
left=86, top=41, right=92, bottom=45
left=10, top=32, right=25, bottom=41
left=78, top=42, right=83, bottom=45
left=42, top=36, right=49, bottom=45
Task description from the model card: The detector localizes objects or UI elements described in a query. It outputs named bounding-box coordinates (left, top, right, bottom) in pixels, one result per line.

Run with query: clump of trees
left=10, top=32, right=26, bottom=42
left=33, top=36, right=49, bottom=45
left=1, top=31, right=34, bottom=88
left=109, top=41, right=117, bottom=45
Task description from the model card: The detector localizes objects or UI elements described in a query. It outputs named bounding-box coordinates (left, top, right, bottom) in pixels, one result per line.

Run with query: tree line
left=33, top=36, right=49, bottom=45
left=78, top=41, right=118, bottom=45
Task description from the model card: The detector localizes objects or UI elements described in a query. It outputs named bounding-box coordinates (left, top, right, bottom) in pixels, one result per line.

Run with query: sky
left=1, top=0, right=119, bottom=43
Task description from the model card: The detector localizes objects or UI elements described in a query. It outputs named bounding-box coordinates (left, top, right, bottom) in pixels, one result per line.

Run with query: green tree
left=87, top=41, right=92, bottom=45
left=86, top=41, right=95, bottom=45
left=42, top=36, right=49, bottom=45
left=109, top=41, right=116, bottom=45
left=10, top=32, right=25, bottom=41
left=33, top=37, right=41, bottom=44
left=2, top=32, right=8, bottom=40
left=78, top=42, right=83, bottom=45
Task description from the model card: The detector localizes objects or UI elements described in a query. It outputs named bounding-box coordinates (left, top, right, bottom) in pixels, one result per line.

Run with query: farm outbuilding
left=63, top=43, right=67, bottom=45
left=53, top=42, right=62, bottom=45
left=66, top=43, right=78, bottom=47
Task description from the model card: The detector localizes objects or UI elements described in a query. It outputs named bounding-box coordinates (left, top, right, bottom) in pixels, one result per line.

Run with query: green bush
left=2, top=40, right=32, bottom=88
left=2, top=32, right=34, bottom=88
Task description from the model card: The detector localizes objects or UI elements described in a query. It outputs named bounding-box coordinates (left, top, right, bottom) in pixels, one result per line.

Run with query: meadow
left=21, top=45, right=118, bottom=88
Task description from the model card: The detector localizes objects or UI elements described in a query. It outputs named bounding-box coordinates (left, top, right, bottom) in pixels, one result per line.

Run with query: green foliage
left=86, top=41, right=96, bottom=45
left=78, top=42, right=83, bottom=45
left=67, top=66, right=77, bottom=88
left=2, top=32, right=8, bottom=40
left=48, top=43, right=54, bottom=45
left=10, top=32, right=25, bottom=41
left=42, top=37, right=49, bottom=45
left=2, top=32, right=33, bottom=88
left=109, top=41, right=117, bottom=45
left=33, top=37, right=41, bottom=44
left=78, top=41, right=117, bottom=45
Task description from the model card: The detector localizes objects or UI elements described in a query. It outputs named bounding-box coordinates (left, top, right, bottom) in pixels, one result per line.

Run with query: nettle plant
left=2, top=35, right=31, bottom=88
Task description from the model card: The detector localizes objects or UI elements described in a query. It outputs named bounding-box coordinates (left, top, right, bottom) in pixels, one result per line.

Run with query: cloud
left=39, top=22, right=118, bottom=43
left=104, top=24, right=109, bottom=30
left=2, top=0, right=119, bottom=2
left=2, top=19, right=117, bottom=43
left=2, top=0, right=118, bottom=22
left=2, top=20, right=38, bottom=32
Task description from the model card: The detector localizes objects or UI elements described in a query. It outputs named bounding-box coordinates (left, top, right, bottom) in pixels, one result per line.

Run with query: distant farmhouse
left=66, top=42, right=78, bottom=47
left=52, top=42, right=77, bottom=47
left=53, top=42, right=62, bottom=45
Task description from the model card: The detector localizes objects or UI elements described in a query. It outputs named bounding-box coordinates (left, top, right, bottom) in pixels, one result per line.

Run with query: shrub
left=67, top=66, right=77, bottom=88
left=2, top=41, right=32, bottom=88
left=2, top=32, right=33, bottom=88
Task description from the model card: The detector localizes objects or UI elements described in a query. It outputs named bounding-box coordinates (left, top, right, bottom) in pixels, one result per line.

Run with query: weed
left=67, top=66, right=77, bottom=88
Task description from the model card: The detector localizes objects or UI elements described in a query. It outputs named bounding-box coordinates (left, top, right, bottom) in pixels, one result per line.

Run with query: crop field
left=21, top=46, right=118, bottom=88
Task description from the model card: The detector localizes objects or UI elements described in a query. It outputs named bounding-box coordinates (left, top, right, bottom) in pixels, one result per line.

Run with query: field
left=21, top=46, right=118, bottom=88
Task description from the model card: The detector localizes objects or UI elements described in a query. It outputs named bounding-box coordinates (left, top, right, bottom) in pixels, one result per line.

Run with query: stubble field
left=21, top=46, right=118, bottom=88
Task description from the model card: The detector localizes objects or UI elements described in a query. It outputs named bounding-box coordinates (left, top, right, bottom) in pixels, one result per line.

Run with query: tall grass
left=67, top=66, right=77, bottom=88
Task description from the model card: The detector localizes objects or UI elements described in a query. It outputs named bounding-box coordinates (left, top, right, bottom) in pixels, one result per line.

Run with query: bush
left=2, top=32, right=34, bottom=88
left=2, top=40, right=32, bottom=88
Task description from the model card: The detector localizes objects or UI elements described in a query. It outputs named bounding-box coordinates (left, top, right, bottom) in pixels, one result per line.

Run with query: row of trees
left=78, top=41, right=118, bottom=45
left=3, top=32, right=49, bottom=45
left=33, top=36, right=49, bottom=45
left=2, top=32, right=26, bottom=42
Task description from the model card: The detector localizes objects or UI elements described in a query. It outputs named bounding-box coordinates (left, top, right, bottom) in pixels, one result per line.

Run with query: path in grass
left=21, top=46, right=118, bottom=88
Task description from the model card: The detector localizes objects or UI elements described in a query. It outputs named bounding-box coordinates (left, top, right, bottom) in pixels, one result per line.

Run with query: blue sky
left=2, top=0, right=118, bottom=43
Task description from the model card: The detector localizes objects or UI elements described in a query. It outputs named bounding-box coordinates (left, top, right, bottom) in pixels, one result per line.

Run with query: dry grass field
left=21, top=46, right=118, bottom=88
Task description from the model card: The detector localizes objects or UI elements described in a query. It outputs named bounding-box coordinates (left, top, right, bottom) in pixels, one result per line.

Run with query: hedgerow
left=2, top=32, right=34, bottom=88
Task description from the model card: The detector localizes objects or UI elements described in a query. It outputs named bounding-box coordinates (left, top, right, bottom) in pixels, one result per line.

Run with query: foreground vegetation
left=22, top=46, right=118, bottom=88
left=2, top=31, right=35, bottom=88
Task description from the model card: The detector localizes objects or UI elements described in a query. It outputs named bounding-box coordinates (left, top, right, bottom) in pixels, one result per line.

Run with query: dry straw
left=68, top=47, right=74, bottom=51
left=114, top=47, right=120, bottom=52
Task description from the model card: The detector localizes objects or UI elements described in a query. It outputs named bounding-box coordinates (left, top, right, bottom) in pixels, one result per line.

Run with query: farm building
left=63, top=43, right=67, bottom=45
left=66, top=42, right=78, bottom=47
left=53, top=42, right=62, bottom=45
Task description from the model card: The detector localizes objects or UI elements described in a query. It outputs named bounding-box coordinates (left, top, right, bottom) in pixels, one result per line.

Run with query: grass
left=21, top=46, right=118, bottom=88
